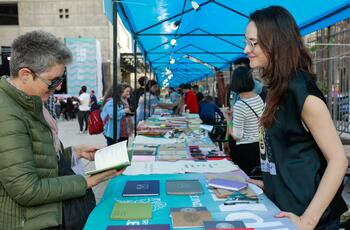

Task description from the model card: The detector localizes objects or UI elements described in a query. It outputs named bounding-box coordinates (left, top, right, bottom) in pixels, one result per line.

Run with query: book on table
left=122, top=180, right=160, bottom=197
left=170, top=207, right=208, bottom=213
left=208, top=178, right=247, bottom=191
left=110, top=202, right=152, bottom=220
left=203, top=220, right=247, bottom=229
left=86, top=141, right=132, bottom=175
left=166, top=179, right=203, bottom=195
left=106, top=224, right=170, bottom=230
left=170, top=207, right=212, bottom=228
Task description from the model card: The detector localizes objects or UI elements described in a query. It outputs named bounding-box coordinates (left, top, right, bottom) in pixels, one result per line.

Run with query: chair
left=208, top=121, right=228, bottom=151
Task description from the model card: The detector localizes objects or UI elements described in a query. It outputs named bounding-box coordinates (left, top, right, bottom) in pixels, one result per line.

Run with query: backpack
left=88, top=109, right=109, bottom=135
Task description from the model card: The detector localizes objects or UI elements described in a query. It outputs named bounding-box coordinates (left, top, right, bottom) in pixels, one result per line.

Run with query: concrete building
left=0, top=0, right=134, bottom=91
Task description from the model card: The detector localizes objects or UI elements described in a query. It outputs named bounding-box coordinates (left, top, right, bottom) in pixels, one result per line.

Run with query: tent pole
left=112, top=0, right=118, bottom=144
left=228, top=62, right=233, bottom=107
left=133, top=36, right=138, bottom=136
left=143, top=53, right=147, bottom=121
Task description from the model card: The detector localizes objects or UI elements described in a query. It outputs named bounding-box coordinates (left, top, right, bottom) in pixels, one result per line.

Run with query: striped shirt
left=232, top=95, right=264, bottom=145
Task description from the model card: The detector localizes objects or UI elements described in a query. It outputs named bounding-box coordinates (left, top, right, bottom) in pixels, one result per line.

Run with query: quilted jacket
left=0, top=77, right=87, bottom=230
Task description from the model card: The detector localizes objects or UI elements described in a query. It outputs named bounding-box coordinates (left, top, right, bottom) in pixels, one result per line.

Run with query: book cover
left=166, top=180, right=203, bottom=195
left=132, top=149, right=156, bottom=156
left=207, top=229, right=254, bottom=230
left=86, top=141, right=132, bottom=175
left=170, top=207, right=207, bottom=213
left=110, top=202, right=152, bottom=220
left=106, top=224, right=170, bottom=230
left=122, top=180, right=160, bottom=197
left=204, top=220, right=246, bottom=229
left=206, top=175, right=256, bottom=198
left=171, top=210, right=212, bottom=228
left=208, top=178, right=247, bottom=191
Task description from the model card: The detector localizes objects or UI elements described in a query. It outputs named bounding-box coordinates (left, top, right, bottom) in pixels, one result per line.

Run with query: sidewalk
left=57, top=118, right=108, bottom=203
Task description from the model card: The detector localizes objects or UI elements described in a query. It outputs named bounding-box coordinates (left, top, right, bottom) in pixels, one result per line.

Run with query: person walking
left=77, top=85, right=90, bottom=133
left=90, top=89, right=98, bottom=112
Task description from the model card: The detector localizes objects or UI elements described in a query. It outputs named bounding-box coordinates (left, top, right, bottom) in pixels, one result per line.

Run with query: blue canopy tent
left=107, top=0, right=350, bottom=87
left=104, top=0, right=350, bottom=141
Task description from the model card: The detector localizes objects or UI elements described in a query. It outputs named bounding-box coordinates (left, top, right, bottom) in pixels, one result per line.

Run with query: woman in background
left=119, top=84, right=134, bottom=142
left=225, top=67, right=264, bottom=175
left=136, top=80, right=175, bottom=124
left=101, top=84, right=131, bottom=146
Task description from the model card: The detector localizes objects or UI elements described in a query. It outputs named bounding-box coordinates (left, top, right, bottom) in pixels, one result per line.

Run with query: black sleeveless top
left=260, top=71, right=347, bottom=226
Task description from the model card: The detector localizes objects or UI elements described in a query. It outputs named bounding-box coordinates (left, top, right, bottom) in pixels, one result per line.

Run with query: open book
left=86, top=141, right=131, bottom=175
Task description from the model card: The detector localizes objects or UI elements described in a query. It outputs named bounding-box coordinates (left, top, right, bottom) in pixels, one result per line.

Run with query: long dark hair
left=145, top=80, right=158, bottom=95
left=250, top=6, right=314, bottom=127
left=103, top=83, right=132, bottom=106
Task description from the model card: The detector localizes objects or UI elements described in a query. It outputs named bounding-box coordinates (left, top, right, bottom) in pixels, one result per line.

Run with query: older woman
left=0, top=30, right=122, bottom=229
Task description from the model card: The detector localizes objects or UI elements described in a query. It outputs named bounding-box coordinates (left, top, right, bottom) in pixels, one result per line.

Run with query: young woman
left=136, top=80, right=175, bottom=123
left=245, top=6, right=348, bottom=229
left=225, top=67, right=264, bottom=175
left=101, top=84, right=131, bottom=145
left=119, top=84, right=134, bottom=142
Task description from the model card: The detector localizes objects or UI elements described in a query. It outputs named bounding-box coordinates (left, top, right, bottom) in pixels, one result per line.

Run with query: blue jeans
left=315, top=218, right=340, bottom=230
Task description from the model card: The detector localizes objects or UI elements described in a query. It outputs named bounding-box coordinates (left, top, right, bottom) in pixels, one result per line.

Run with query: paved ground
left=57, top=118, right=107, bottom=202
left=58, top=118, right=350, bottom=226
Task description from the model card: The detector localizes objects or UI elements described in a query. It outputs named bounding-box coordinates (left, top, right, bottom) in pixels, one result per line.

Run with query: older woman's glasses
left=24, top=67, right=64, bottom=91
left=243, top=38, right=259, bottom=51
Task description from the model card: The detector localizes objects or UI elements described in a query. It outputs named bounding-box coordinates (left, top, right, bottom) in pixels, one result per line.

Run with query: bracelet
left=227, top=122, right=233, bottom=128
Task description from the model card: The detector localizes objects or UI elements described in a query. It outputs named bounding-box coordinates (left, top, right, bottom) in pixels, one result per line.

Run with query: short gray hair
left=10, top=30, right=72, bottom=77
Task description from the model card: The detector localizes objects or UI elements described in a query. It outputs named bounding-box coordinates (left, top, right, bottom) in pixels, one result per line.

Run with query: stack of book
left=208, top=178, right=248, bottom=191
left=129, top=145, right=157, bottom=162
left=158, top=144, right=189, bottom=161
left=206, top=174, right=257, bottom=199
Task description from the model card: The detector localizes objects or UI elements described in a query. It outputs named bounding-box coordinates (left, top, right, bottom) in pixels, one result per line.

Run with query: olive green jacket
left=0, top=78, right=87, bottom=230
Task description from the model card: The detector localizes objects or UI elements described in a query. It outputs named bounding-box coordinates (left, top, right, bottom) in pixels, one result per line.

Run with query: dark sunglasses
left=24, top=67, right=65, bottom=91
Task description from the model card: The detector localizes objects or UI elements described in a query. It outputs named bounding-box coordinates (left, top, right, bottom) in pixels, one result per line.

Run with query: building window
left=0, top=4, right=19, bottom=25
left=59, top=8, right=69, bottom=19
